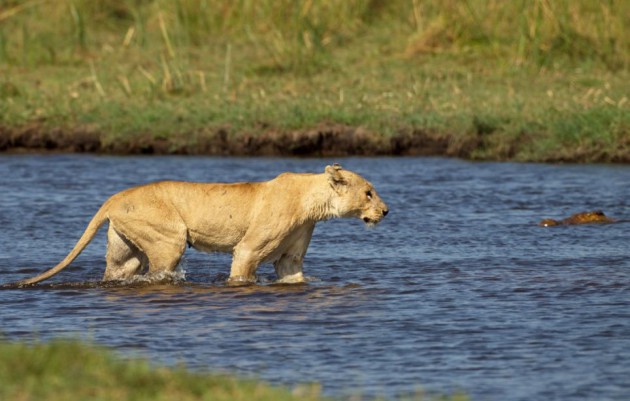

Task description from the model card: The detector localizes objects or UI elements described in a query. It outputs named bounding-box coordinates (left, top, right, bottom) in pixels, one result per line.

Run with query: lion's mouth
left=362, top=208, right=388, bottom=226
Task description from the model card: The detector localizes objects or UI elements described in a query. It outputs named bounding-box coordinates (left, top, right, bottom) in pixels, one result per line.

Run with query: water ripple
left=0, top=156, right=629, bottom=400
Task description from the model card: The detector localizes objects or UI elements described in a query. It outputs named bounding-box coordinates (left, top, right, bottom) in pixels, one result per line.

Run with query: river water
left=0, top=155, right=628, bottom=400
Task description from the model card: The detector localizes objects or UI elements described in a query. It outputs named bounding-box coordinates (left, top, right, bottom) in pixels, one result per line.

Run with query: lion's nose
left=382, top=209, right=389, bottom=217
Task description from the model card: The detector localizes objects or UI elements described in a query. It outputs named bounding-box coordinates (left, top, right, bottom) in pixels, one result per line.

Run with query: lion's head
left=326, top=164, right=389, bottom=226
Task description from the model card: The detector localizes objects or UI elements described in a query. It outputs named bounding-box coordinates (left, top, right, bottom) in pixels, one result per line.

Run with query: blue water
left=0, top=155, right=629, bottom=400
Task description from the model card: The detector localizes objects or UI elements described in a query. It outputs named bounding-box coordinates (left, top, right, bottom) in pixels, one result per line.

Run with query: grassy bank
left=0, top=340, right=467, bottom=401
left=0, top=340, right=322, bottom=401
left=1, top=0, right=629, bottom=161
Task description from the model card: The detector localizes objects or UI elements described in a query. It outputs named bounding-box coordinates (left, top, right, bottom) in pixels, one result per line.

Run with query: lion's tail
left=4, top=199, right=112, bottom=288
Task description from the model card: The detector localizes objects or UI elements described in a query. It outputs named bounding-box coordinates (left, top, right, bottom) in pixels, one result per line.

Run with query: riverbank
left=0, top=123, right=477, bottom=158
left=2, top=120, right=629, bottom=163
left=1, top=1, right=629, bottom=162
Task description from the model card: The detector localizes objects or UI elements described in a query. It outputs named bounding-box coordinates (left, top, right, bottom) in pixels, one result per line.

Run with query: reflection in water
left=0, top=155, right=629, bottom=401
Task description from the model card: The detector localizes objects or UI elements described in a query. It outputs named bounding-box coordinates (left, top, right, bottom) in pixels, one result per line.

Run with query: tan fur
left=11, top=164, right=388, bottom=286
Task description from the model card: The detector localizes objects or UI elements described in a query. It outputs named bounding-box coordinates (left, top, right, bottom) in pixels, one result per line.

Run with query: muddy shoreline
left=0, top=124, right=473, bottom=157
left=1, top=124, right=628, bottom=162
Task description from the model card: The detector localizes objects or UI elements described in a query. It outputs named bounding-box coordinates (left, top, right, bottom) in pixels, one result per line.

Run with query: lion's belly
left=187, top=225, right=244, bottom=254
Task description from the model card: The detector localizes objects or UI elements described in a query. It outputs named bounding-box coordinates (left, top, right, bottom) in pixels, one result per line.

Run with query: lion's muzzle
left=362, top=206, right=389, bottom=225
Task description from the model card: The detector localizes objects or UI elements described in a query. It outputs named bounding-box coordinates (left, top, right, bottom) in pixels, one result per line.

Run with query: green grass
left=0, top=339, right=324, bottom=401
left=0, top=340, right=468, bottom=401
left=1, top=0, right=629, bottom=161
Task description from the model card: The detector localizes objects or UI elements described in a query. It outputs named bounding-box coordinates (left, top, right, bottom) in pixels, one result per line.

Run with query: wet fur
left=10, top=164, right=388, bottom=286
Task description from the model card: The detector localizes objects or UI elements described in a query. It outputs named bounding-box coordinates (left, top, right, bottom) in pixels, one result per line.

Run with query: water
left=0, top=155, right=629, bottom=400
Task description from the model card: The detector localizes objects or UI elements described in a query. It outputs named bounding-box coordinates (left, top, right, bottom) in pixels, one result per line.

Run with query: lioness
left=9, top=164, right=388, bottom=287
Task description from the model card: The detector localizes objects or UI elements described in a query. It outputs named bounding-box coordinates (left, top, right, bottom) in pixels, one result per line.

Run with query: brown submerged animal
left=538, top=210, right=615, bottom=227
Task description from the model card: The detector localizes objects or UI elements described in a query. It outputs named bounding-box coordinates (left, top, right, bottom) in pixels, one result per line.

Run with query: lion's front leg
left=228, top=246, right=261, bottom=285
left=228, top=223, right=315, bottom=285
left=274, top=254, right=305, bottom=283
left=273, top=224, right=315, bottom=283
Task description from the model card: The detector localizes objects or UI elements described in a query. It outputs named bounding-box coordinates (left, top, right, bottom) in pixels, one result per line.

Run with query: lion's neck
left=302, top=175, right=340, bottom=222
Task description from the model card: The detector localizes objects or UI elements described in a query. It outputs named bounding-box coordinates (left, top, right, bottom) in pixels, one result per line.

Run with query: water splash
left=117, top=269, right=187, bottom=286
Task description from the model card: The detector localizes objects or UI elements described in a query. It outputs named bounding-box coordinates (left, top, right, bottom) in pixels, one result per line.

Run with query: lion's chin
left=362, top=217, right=380, bottom=227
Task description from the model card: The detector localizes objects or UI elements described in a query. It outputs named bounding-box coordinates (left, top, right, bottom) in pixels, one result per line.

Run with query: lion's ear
left=325, top=163, right=346, bottom=186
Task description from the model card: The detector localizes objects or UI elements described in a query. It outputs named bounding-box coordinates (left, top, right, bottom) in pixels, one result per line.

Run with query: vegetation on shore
left=0, top=339, right=468, bottom=401
left=0, top=339, right=324, bottom=400
left=1, top=0, right=629, bottom=161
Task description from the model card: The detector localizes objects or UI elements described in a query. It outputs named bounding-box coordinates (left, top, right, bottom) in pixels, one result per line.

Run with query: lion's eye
left=366, top=190, right=372, bottom=199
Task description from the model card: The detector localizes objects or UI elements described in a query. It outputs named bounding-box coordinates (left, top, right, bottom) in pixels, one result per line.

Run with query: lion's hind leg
left=107, top=212, right=187, bottom=277
left=103, top=226, right=147, bottom=281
